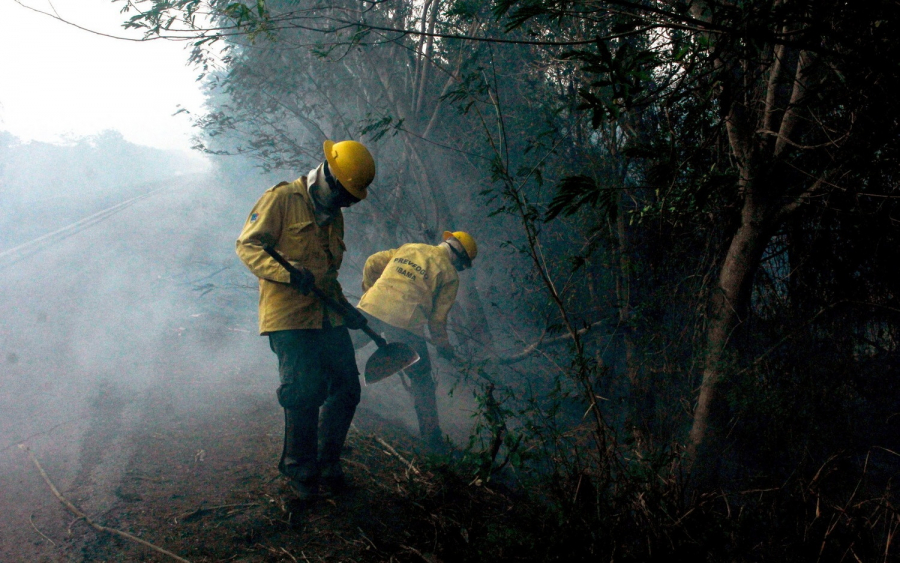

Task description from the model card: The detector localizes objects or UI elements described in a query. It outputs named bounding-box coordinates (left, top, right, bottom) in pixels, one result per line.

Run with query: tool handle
left=263, top=245, right=387, bottom=348
left=360, top=324, right=388, bottom=348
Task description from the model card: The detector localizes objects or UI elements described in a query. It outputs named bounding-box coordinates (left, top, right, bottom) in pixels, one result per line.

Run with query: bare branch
left=497, top=319, right=607, bottom=365
left=774, top=50, right=813, bottom=158
left=19, top=445, right=192, bottom=563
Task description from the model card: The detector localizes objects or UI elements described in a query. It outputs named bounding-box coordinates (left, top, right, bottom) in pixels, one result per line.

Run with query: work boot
left=319, top=461, right=350, bottom=495
left=288, top=478, right=320, bottom=501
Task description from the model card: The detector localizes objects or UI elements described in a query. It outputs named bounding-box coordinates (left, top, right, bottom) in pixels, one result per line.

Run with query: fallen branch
left=19, top=444, right=192, bottom=563
left=357, top=526, right=379, bottom=551
left=29, top=513, right=56, bottom=547
left=374, top=437, right=421, bottom=476
left=67, top=516, right=84, bottom=536
left=496, top=319, right=606, bottom=365
left=401, top=544, right=436, bottom=562
left=343, top=458, right=373, bottom=474
left=125, top=470, right=168, bottom=483
left=176, top=502, right=258, bottom=523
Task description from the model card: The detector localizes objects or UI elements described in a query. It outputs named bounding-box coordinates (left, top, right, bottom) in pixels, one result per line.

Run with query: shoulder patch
left=250, top=213, right=259, bottom=222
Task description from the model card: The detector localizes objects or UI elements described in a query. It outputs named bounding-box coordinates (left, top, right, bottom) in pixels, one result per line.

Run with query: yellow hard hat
left=323, top=139, right=375, bottom=200
left=442, top=231, right=478, bottom=264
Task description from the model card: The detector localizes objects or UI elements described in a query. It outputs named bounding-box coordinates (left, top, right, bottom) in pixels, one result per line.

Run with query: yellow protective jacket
left=357, top=243, right=459, bottom=346
left=236, top=177, right=352, bottom=334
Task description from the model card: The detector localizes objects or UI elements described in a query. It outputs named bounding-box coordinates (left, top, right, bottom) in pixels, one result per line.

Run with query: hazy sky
left=0, top=0, right=205, bottom=150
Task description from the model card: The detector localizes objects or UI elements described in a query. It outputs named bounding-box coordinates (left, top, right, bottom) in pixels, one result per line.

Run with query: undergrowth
left=402, top=448, right=900, bottom=562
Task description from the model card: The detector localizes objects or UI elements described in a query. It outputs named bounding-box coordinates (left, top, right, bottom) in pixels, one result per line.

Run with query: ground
left=26, top=399, right=465, bottom=562
left=4, top=338, right=511, bottom=563
left=14, top=401, right=460, bottom=562
left=0, top=294, right=505, bottom=563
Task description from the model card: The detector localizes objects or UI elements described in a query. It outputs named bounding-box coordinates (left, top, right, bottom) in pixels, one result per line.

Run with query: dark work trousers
left=268, top=327, right=360, bottom=484
left=357, top=312, right=442, bottom=450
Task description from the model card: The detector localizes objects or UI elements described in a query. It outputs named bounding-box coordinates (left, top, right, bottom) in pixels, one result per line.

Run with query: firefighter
left=356, top=231, right=477, bottom=451
left=236, top=140, right=374, bottom=500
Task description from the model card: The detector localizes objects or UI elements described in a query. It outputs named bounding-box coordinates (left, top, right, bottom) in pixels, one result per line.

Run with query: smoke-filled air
left=3, top=1, right=900, bottom=561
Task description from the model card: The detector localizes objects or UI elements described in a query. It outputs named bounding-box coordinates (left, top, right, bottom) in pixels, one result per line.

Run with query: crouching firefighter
left=356, top=231, right=478, bottom=451
left=236, top=140, right=375, bottom=500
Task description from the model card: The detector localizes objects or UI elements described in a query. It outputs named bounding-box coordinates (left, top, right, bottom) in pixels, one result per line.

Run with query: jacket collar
left=305, top=164, right=341, bottom=226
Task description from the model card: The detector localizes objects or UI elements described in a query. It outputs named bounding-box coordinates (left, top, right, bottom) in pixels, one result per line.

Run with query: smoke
left=0, top=137, right=272, bottom=547
left=0, top=136, right=483, bottom=531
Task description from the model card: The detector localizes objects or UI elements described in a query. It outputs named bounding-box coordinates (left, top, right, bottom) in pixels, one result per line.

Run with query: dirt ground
left=24, top=405, right=443, bottom=563
left=2, top=327, right=492, bottom=563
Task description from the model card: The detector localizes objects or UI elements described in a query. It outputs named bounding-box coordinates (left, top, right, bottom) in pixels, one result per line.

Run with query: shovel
left=263, top=245, right=420, bottom=384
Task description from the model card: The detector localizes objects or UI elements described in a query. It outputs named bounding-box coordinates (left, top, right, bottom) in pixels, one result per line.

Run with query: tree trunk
left=686, top=196, right=772, bottom=484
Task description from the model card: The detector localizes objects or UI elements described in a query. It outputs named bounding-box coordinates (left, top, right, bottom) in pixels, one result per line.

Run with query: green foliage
left=446, top=0, right=484, bottom=19
left=358, top=115, right=404, bottom=143
left=565, top=39, right=660, bottom=125
left=545, top=174, right=617, bottom=223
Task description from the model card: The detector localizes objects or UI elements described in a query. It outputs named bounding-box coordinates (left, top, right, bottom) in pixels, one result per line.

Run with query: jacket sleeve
left=361, top=249, right=396, bottom=292
left=428, top=275, right=459, bottom=349
left=235, top=186, right=291, bottom=284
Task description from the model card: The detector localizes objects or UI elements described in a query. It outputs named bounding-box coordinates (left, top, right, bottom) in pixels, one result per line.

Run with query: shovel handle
left=359, top=324, right=388, bottom=348
left=263, top=245, right=387, bottom=348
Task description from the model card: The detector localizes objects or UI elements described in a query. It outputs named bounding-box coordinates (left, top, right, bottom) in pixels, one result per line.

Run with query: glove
left=289, top=265, right=315, bottom=295
left=344, top=307, right=368, bottom=330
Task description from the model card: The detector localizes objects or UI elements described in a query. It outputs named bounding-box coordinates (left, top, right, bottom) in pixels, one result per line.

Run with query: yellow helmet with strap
left=442, top=231, right=478, bottom=265
left=323, top=139, right=375, bottom=200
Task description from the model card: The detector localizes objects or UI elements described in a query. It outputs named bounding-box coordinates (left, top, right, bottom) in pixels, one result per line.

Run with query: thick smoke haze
left=0, top=133, right=479, bottom=560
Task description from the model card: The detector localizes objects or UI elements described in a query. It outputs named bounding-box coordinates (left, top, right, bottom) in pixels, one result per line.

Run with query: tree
left=493, top=0, right=900, bottom=482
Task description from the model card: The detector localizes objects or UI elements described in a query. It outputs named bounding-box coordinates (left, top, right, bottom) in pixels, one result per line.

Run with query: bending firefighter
left=357, top=231, right=478, bottom=451
left=236, top=140, right=374, bottom=500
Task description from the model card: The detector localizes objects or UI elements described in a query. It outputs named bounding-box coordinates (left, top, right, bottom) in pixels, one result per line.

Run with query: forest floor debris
left=12, top=398, right=531, bottom=562
left=11, top=386, right=900, bottom=562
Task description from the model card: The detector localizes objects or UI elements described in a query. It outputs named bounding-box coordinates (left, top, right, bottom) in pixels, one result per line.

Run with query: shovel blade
left=364, top=342, right=420, bottom=385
